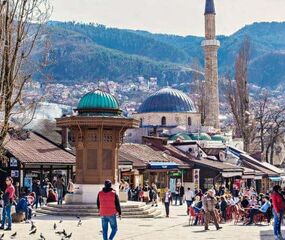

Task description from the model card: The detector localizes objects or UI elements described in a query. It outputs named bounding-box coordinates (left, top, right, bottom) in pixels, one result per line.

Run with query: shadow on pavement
left=260, top=229, right=280, bottom=240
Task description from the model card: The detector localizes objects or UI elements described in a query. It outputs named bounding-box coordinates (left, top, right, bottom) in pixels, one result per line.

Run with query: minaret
left=202, top=0, right=220, bottom=129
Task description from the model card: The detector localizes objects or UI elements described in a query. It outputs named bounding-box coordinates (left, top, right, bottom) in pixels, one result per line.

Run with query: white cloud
left=51, top=0, right=285, bottom=36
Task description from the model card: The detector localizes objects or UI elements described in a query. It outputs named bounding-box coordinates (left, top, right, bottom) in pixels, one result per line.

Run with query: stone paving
left=0, top=204, right=280, bottom=240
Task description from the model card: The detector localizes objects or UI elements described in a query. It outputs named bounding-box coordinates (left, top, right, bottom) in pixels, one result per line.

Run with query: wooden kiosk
left=56, top=90, right=139, bottom=203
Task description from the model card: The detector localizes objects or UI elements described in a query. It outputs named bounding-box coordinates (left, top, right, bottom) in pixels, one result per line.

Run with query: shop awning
left=222, top=172, right=242, bottom=178
left=148, top=162, right=178, bottom=170
left=269, top=177, right=281, bottom=182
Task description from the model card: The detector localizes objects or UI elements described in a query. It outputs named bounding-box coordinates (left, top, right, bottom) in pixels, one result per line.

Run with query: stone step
left=41, top=205, right=153, bottom=213
left=39, top=206, right=157, bottom=215
left=37, top=208, right=161, bottom=218
left=46, top=202, right=147, bottom=209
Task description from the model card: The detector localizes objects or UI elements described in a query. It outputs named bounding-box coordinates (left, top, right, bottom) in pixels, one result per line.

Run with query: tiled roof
left=119, top=143, right=187, bottom=168
left=5, top=132, right=75, bottom=165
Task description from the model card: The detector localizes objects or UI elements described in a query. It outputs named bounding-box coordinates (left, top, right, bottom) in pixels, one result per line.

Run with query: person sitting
left=191, top=196, right=203, bottom=225
left=246, top=196, right=271, bottom=225
left=226, top=195, right=236, bottom=206
left=16, top=195, right=34, bottom=222
left=249, top=194, right=258, bottom=207
left=47, top=189, right=57, bottom=203
left=240, top=196, right=250, bottom=209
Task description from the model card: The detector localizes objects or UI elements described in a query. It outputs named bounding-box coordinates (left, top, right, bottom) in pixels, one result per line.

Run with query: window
left=188, top=117, right=192, bottom=126
left=204, top=178, right=214, bottom=190
left=161, top=116, right=166, bottom=126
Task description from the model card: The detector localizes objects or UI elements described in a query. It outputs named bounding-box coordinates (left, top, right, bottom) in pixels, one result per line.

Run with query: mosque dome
left=77, top=90, right=121, bottom=116
left=138, top=88, right=196, bottom=113
left=189, top=133, right=212, bottom=141
left=211, top=134, right=226, bottom=142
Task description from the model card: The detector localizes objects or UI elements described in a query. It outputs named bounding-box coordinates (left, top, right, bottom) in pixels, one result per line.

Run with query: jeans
left=273, top=209, right=284, bottom=236
left=33, top=196, right=41, bottom=209
left=175, top=195, right=182, bottom=205
left=57, top=189, right=63, bottom=205
left=164, top=202, right=170, bottom=216
left=1, top=205, right=12, bottom=228
left=101, top=215, right=118, bottom=240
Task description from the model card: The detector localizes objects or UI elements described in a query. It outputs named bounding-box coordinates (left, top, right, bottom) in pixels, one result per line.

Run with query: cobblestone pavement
left=0, top=204, right=280, bottom=240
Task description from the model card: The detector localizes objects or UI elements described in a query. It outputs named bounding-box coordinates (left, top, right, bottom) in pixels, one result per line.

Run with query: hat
left=104, top=180, right=112, bottom=188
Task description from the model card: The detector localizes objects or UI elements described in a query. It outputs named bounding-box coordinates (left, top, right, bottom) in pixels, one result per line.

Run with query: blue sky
left=51, top=0, right=285, bottom=36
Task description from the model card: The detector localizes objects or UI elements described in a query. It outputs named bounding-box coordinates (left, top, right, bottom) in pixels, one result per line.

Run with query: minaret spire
left=205, top=0, right=216, bottom=15
left=202, top=0, right=220, bottom=129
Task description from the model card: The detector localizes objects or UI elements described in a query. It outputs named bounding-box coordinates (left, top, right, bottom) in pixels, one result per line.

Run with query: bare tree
left=225, top=38, right=255, bottom=152
left=253, top=92, right=285, bottom=164
left=191, top=58, right=206, bottom=126
left=0, top=0, right=51, bottom=161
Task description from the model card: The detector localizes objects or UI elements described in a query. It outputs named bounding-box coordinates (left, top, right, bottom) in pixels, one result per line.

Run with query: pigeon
left=30, top=222, right=36, bottom=231
left=59, top=219, right=63, bottom=224
left=40, top=233, right=46, bottom=240
left=29, top=228, right=37, bottom=235
left=54, top=223, right=57, bottom=230
left=77, top=220, right=82, bottom=227
left=55, top=231, right=63, bottom=235
left=0, top=233, right=4, bottom=239
left=10, top=232, right=17, bottom=238
left=76, top=215, right=80, bottom=219
left=62, top=229, right=67, bottom=237
left=65, top=232, right=72, bottom=239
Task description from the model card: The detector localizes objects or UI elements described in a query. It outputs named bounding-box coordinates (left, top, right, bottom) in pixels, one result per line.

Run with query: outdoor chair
left=188, top=207, right=204, bottom=226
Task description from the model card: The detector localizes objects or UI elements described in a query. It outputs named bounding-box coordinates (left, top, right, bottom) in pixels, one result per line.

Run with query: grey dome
left=138, top=88, right=196, bottom=113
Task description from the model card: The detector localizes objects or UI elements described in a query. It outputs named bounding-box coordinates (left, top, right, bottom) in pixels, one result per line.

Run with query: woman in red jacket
left=271, top=185, right=284, bottom=240
left=0, top=177, right=15, bottom=231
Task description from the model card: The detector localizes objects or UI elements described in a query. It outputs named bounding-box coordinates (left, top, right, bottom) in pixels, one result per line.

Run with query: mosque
left=126, top=0, right=221, bottom=143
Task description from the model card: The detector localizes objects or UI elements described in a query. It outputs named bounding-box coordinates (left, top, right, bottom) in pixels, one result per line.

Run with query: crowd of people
left=2, top=175, right=285, bottom=240
left=0, top=175, right=74, bottom=231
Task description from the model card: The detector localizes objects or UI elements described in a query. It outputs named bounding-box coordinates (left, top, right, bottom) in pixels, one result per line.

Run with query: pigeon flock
left=0, top=217, right=82, bottom=240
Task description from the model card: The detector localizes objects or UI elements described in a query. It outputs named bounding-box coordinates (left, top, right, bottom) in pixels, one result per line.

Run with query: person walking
left=33, top=180, right=42, bottom=209
left=54, top=175, right=65, bottom=205
left=271, top=185, right=284, bottom=240
left=151, top=183, right=158, bottom=207
left=97, top=180, right=121, bottom=240
left=202, top=189, right=222, bottom=231
left=185, top=187, right=194, bottom=214
left=162, top=188, right=172, bottom=217
left=0, top=177, right=15, bottom=231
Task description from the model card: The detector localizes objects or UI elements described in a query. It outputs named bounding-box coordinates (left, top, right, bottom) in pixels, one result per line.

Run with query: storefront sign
left=193, top=169, right=200, bottom=190
left=24, top=177, right=33, bottom=192
left=11, top=170, right=19, bottom=178
left=10, top=157, right=18, bottom=167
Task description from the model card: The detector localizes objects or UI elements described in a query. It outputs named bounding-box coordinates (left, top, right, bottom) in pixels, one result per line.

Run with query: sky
left=51, top=0, right=285, bottom=36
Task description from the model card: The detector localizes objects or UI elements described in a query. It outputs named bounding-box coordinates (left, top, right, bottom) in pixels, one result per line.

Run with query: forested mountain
left=37, top=21, right=285, bottom=88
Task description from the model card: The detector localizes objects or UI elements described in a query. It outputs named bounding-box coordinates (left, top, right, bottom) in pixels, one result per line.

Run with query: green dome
left=211, top=134, right=226, bottom=142
left=77, top=90, right=121, bottom=116
left=189, top=133, right=212, bottom=141
left=169, top=133, right=192, bottom=141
